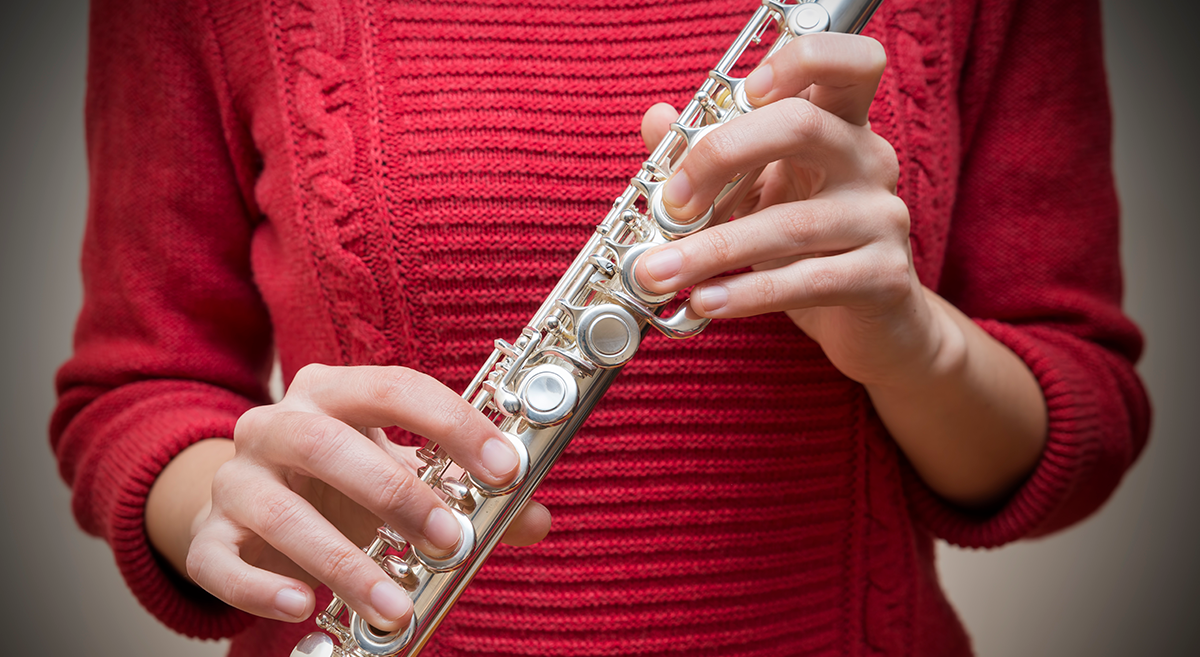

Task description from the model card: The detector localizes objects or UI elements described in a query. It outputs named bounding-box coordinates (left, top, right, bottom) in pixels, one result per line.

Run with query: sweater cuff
left=904, top=319, right=1104, bottom=548
left=77, top=381, right=259, bottom=638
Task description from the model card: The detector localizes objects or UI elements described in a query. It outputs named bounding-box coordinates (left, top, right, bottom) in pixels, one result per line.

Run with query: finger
left=500, top=500, right=552, bottom=547
left=285, top=365, right=520, bottom=488
left=686, top=244, right=915, bottom=318
left=188, top=530, right=317, bottom=623
left=660, top=98, right=856, bottom=221
left=244, top=410, right=465, bottom=558
left=222, top=475, right=415, bottom=632
left=641, top=102, right=679, bottom=152
left=635, top=195, right=869, bottom=295
left=377, top=443, right=554, bottom=546
left=743, top=32, right=886, bottom=126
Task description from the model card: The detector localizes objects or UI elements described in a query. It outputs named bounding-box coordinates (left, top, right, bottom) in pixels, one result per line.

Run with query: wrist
left=860, top=286, right=966, bottom=397
left=863, top=291, right=1048, bottom=508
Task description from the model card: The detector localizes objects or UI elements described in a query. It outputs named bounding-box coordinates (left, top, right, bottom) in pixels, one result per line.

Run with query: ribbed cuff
left=75, top=380, right=259, bottom=638
left=904, top=319, right=1104, bottom=548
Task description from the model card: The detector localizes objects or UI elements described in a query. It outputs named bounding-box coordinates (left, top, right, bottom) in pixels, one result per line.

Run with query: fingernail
left=663, top=171, right=692, bottom=212
left=369, top=580, right=411, bottom=623
left=274, top=588, right=309, bottom=620
left=642, top=248, right=683, bottom=282
left=745, top=64, right=773, bottom=100
left=695, top=284, right=728, bottom=312
left=425, top=507, right=462, bottom=552
left=481, top=437, right=518, bottom=480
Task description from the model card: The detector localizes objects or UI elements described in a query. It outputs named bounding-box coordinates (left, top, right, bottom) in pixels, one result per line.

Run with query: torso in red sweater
left=54, top=0, right=1150, bottom=655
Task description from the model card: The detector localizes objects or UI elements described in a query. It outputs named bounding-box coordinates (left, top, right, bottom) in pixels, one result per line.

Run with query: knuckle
left=290, top=363, right=328, bottom=394
left=874, top=251, right=914, bottom=303
left=780, top=98, right=823, bottom=143
left=887, top=252, right=914, bottom=287
left=880, top=194, right=911, bottom=236
left=776, top=205, right=816, bottom=250
left=321, top=546, right=367, bottom=587
left=789, top=34, right=820, bottom=66
left=432, top=396, right=476, bottom=446
left=209, top=461, right=241, bottom=500
left=290, top=414, right=349, bottom=465
left=367, top=367, right=421, bottom=409
left=210, top=463, right=267, bottom=517
left=184, top=542, right=213, bottom=587
left=446, top=400, right=475, bottom=436
left=751, top=273, right=784, bottom=308
left=805, top=265, right=840, bottom=301
left=186, top=540, right=251, bottom=606
left=701, top=227, right=735, bottom=268
left=375, top=468, right=424, bottom=515
left=257, top=491, right=306, bottom=538
left=220, top=566, right=255, bottom=606
left=233, top=405, right=269, bottom=448
left=866, top=135, right=900, bottom=189
left=694, top=126, right=739, bottom=173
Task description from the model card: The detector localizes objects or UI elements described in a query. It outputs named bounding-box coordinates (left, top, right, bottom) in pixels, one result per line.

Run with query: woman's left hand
left=637, top=33, right=1049, bottom=509
left=636, top=33, right=942, bottom=390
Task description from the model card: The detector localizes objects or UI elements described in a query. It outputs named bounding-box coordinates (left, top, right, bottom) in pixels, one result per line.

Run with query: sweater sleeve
left=50, top=0, right=269, bottom=638
left=905, top=0, right=1151, bottom=547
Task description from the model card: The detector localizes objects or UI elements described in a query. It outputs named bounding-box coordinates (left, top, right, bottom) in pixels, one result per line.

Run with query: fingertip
left=865, top=36, right=888, bottom=75
left=274, top=586, right=314, bottom=622
left=479, top=436, right=520, bottom=483
left=633, top=257, right=655, bottom=294
left=190, top=537, right=320, bottom=623
left=641, top=102, right=679, bottom=151
left=501, top=500, right=552, bottom=547
left=662, top=171, right=693, bottom=215
left=525, top=500, right=552, bottom=533
left=636, top=246, right=684, bottom=289
left=691, top=283, right=729, bottom=314
left=745, top=64, right=774, bottom=103
left=424, top=506, right=465, bottom=554
left=369, top=579, right=414, bottom=632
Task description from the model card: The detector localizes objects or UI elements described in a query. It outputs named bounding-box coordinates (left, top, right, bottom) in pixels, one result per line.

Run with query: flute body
left=293, top=1, right=883, bottom=655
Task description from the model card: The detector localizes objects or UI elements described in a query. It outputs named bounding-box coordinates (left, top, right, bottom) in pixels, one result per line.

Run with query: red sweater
left=54, top=0, right=1150, bottom=655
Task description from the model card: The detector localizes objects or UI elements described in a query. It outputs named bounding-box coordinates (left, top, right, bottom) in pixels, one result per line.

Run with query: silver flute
left=293, top=1, right=882, bottom=655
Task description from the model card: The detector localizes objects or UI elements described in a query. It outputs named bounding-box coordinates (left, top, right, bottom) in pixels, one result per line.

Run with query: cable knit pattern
left=274, top=0, right=399, bottom=366
left=877, top=2, right=956, bottom=286
left=53, top=0, right=1149, bottom=655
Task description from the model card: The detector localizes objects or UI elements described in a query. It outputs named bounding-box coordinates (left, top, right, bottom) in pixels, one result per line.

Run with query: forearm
left=145, top=438, right=235, bottom=580
left=865, top=289, right=1048, bottom=509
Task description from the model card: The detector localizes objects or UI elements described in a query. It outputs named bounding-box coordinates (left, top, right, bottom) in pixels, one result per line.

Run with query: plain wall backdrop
left=1, top=1, right=1196, bottom=655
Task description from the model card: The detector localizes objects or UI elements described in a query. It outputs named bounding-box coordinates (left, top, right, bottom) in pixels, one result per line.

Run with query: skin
left=146, top=32, right=1047, bottom=633
left=147, top=366, right=553, bottom=631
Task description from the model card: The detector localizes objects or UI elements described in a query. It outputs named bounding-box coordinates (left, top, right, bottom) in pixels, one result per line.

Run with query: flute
left=293, top=1, right=883, bottom=655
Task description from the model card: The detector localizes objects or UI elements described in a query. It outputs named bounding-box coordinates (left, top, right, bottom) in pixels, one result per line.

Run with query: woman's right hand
left=148, top=364, right=552, bottom=632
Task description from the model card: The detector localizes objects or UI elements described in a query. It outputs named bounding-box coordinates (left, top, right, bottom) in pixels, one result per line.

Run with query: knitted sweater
left=53, top=0, right=1150, bottom=655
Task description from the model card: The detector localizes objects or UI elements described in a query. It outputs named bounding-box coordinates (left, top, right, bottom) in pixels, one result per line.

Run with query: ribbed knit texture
left=53, top=0, right=1150, bottom=655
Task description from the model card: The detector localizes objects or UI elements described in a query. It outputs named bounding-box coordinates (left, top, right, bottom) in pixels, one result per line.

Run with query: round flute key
left=525, top=373, right=564, bottom=412
left=576, top=304, right=641, bottom=368
left=411, top=509, right=476, bottom=572
left=788, top=3, right=830, bottom=34
left=291, top=633, right=335, bottom=657
left=350, top=609, right=417, bottom=656
left=590, top=316, right=628, bottom=354
left=517, top=364, right=578, bottom=427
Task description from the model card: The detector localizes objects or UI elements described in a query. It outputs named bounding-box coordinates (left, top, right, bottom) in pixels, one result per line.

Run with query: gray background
left=1, top=1, right=1196, bottom=655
